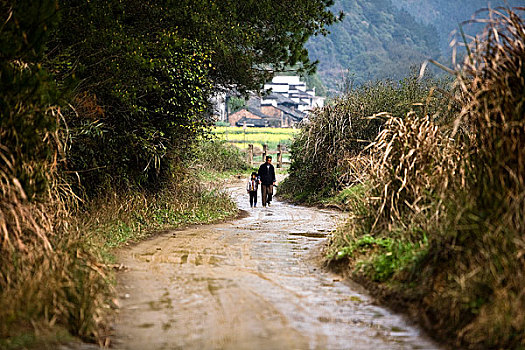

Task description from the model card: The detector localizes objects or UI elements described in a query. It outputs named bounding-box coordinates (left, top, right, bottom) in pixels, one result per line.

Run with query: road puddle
left=113, top=181, right=441, bottom=350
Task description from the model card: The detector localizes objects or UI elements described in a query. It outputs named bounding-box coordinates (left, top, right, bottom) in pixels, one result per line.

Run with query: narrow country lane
left=113, top=181, right=440, bottom=350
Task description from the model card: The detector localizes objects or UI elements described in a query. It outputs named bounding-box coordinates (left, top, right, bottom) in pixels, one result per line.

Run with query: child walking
left=246, top=172, right=259, bottom=208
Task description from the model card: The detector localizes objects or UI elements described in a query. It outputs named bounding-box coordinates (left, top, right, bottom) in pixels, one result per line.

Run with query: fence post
left=247, top=144, right=253, bottom=166
left=262, top=144, right=267, bottom=162
left=277, top=144, right=282, bottom=168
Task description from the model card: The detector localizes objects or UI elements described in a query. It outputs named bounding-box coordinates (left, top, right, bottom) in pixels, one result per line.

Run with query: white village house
left=262, top=75, right=325, bottom=112
left=212, top=75, right=324, bottom=127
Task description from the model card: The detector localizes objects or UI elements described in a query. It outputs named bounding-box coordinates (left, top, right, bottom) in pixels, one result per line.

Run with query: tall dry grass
left=454, top=6, right=525, bottom=232
left=279, top=76, right=454, bottom=202
left=427, top=7, right=525, bottom=347
left=0, top=109, right=58, bottom=252
left=326, top=7, right=525, bottom=349
left=0, top=107, right=111, bottom=345
left=367, top=113, right=463, bottom=231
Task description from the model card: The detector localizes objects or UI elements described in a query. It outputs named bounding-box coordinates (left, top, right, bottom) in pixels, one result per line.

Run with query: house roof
left=246, top=95, right=261, bottom=109
left=274, top=105, right=306, bottom=121
left=263, top=93, right=309, bottom=106
left=290, top=92, right=313, bottom=99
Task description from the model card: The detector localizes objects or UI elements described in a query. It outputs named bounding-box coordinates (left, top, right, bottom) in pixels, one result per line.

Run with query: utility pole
left=225, top=94, right=230, bottom=124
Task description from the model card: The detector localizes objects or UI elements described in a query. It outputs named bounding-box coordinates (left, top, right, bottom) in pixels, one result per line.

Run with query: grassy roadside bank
left=280, top=8, right=525, bottom=349
left=0, top=140, right=247, bottom=350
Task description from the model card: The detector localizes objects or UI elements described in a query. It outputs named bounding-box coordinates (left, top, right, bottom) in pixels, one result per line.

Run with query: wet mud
left=113, top=182, right=440, bottom=350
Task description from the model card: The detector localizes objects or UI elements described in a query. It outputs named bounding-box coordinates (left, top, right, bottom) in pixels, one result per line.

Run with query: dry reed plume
left=368, top=113, right=463, bottom=231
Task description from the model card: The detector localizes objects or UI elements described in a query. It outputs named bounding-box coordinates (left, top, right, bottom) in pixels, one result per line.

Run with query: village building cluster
left=213, top=76, right=325, bottom=128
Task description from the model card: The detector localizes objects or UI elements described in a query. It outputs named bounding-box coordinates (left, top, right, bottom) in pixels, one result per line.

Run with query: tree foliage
left=40, top=0, right=339, bottom=196
left=170, top=0, right=341, bottom=92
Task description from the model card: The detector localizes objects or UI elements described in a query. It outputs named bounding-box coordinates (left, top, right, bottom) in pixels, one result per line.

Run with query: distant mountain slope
left=393, top=0, right=523, bottom=52
left=306, top=0, right=440, bottom=91
left=307, top=0, right=522, bottom=92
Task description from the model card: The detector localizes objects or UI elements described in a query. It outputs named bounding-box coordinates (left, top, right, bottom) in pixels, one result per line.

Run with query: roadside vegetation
left=279, top=74, right=454, bottom=203
left=0, top=0, right=337, bottom=347
left=281, top=7, right=525, bottom=349
left=192, top=138, right=250, bottom=181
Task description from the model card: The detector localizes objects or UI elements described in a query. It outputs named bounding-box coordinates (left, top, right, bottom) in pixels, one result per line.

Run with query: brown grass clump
left=0, top=110, right=58, bottom=252
left=432, top=7, right=525, bottom=348
left=0, top=232, right=112, bottom=343
left=368, top=113, right=463, bottom=230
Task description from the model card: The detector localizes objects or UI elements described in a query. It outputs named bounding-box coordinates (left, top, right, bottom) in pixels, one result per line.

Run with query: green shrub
left=193, top=139, right=249, bottom=173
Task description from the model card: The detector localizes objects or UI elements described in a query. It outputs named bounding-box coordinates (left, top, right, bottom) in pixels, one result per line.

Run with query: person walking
left=246, top=172, right=259, bottom=208
left=258, top=156, right=276, bottom=207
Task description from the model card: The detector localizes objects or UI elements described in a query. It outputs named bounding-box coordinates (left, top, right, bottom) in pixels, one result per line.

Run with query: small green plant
left=321, top=183, right=368, bottom=214
left=329, top=229, right=429, bottom=282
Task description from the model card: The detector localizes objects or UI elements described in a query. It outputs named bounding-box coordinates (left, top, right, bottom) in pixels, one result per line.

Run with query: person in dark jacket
left=246, top=172, right=259, bottom=208
left=258, top=156, right=276, bottom=207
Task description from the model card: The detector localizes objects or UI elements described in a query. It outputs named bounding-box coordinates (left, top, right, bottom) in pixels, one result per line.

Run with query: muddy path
left=113, top=181, right=440, bottom=350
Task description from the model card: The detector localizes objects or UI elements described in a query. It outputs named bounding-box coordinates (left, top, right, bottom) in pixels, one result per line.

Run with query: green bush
left=193, top=139, right=249, bottom=173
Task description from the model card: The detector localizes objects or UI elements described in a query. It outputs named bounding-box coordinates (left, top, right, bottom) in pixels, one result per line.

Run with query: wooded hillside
left=394, top=0, right=523, bottom=52
left=308, top=0, right=523, bottom=91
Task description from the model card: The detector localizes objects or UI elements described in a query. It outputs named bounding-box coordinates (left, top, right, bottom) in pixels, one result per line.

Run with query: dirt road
left=113, top=182, right=440, bottom=350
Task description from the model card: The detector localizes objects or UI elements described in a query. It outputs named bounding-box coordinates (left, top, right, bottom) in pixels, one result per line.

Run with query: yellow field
left=212, top=127, right=299, bottom=150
